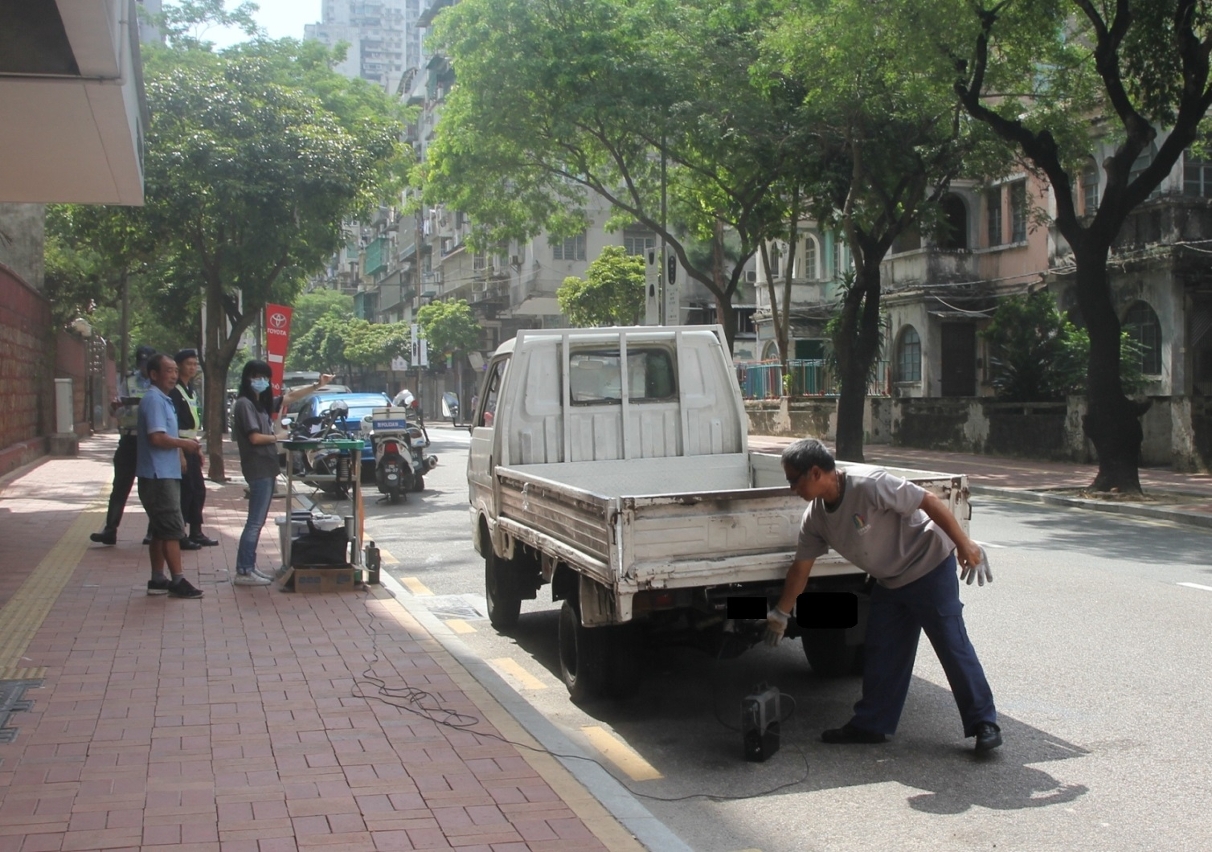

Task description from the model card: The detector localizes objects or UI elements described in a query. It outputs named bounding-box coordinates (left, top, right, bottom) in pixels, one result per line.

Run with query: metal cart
left=279, top=438, right=365, bottom=584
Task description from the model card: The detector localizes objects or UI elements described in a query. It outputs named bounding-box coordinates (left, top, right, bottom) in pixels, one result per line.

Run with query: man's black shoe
left=179, top=538, right=203, bottom=551
left=189, top=534, right=219, bottom=547
left=821, top=723, right=887, bottom=744
left=167, top=576, right=204, bottom=599
left=90, top=529, right=117, bottom=545
left=974, top=723, right=1002, bottom=752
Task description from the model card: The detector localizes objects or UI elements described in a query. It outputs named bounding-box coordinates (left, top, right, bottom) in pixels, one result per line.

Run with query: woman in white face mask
left=230, top=361, right=332, bottom=585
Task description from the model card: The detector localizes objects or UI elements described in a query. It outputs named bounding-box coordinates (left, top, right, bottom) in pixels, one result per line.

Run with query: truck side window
left=477, top=358, right=507, bottom=427
left=570, top=349, right=676, bottom=404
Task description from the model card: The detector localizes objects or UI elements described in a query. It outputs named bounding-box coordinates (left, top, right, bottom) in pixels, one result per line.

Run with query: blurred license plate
left=372, top=419, right=409, bottom=430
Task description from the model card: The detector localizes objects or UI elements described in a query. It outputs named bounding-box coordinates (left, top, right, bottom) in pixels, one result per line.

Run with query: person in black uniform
left=91, top=345, right=155, bottom=545
left=171, top=349, right=217, bottom=547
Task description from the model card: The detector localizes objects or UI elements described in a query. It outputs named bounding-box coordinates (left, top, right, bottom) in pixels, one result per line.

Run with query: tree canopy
left=557, top=246, right=646, bottom=327
left=416, top=299, right=480, bottom=361
left=953, top=0, right=1212, bottom=491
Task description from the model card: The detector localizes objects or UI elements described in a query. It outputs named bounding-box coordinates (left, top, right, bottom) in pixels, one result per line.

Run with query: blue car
left=284, top=391, right=392, bottom=470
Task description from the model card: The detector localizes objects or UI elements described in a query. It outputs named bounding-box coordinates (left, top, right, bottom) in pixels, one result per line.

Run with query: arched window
left=896, top=326, right=922, bottom=382
left=1124, top=301, right=1162, bottom=375
left=938, top=195, right=968, bottom=250
left=799, top=234, right=820, bottom=280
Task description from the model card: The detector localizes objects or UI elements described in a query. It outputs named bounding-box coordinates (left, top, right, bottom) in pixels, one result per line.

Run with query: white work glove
left=764, top=607, right=791, bottom=646
left=960, top=545, right=993, bottom=586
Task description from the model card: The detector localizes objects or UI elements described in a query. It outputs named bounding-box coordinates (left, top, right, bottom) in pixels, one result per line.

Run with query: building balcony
left=1113, top=193, right=1212, bottom=252
left=882, top=248, right=978, bottom=290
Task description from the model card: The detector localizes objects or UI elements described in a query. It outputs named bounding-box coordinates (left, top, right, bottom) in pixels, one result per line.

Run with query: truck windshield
left=569, top=348, right=676, bottom=404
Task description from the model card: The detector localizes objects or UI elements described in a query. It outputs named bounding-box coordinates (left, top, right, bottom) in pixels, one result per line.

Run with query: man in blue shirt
left=137, top=354, right=204, bottom=599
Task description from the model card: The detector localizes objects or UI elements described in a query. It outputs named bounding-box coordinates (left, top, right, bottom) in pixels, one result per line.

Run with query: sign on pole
left=264, top=303, right=293, bottom=396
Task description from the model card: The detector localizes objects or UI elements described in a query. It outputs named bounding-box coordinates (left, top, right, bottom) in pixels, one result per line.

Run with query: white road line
left=1178, top=582, right=1212, bottom=592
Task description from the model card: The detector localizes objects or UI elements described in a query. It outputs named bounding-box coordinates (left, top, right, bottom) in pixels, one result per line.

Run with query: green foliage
left=557, top=246, right=645, bottom=327
left=287, top=290, right=354, bottom=368
left=980, top=292, right=1147, bottom=401
left=980, top=292, right=1085, bottom=401
left=416, top=300, right=479, bottom=358
left=420, top=0, right=810, bottom=350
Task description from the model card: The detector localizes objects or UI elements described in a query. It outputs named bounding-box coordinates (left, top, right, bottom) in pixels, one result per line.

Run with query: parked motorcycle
left=282, top=400, right=355, bottom=498
left=362, top=406, right=438, bottom=503
left=442, top=391, right=461, bottom=425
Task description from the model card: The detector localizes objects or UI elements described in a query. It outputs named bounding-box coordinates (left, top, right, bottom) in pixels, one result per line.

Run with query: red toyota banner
left=265, top=303, right=293, bottom=397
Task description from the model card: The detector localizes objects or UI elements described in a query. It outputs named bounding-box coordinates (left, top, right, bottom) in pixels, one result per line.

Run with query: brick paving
left=0, top=435, right=639, bottom=852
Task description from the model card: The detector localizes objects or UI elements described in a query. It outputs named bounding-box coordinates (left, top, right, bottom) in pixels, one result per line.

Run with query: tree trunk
left=833, top=254, right=884, bottom=462
left=716, top=296, right=736, bottom=355
left=1073, top=245, right=1146, bottom=492
left=203, top=288, right=228, bottom=482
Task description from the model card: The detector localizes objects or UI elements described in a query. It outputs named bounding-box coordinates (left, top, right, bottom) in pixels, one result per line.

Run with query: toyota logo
left=269, top=312, right=288, bottom=329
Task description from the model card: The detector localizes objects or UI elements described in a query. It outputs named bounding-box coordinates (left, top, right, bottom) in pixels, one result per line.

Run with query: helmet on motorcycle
left=329, top=400, right=350, bottom=418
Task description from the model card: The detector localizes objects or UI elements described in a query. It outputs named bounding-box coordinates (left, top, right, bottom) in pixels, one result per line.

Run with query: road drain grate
left=420, top=595, right=486, bottom=621
left=0, top=679, right=41, bottom=743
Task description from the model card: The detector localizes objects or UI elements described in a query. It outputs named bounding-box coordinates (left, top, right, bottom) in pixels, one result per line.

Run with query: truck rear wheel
left=803, top=629, right=865, bottom=678
left=485, top=549, right=522, bottom=631
left=557, top=600, right=641, bottom=702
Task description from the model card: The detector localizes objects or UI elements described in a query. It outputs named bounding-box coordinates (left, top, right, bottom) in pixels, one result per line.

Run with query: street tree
left=423, top=0, right=799, bottom=352
left=557, top=246, right=646, bottom=327
left=287, top=290, right=354, bottom=369
left=417, top=299, right=479, bottom=361
left=141, top=35, right=407, bottom=479
left=762, top=0, right=997, bottom=460
left=953, top=0, right=1212, bottom=492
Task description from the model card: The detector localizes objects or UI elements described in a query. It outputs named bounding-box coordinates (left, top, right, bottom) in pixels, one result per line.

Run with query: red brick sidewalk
left=0, top=435, right=643, bottom=852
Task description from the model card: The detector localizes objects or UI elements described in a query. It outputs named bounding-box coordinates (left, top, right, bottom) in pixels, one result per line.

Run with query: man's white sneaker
left=252, top=568, right=277, bottom=581
left=233, top=572, right=272, bottom=586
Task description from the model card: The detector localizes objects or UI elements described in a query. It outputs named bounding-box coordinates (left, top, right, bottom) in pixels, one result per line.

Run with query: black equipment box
left=290, top=524, right=348, bottom=567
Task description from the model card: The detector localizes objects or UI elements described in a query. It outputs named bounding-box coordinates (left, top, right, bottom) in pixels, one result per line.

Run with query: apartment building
left=305, top=0, right=421, bottom=95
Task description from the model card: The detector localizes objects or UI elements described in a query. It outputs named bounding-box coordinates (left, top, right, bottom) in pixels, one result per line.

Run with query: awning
left=0, top=0, right=148, bottom=204
left=504, top=296, right=561, bottom=317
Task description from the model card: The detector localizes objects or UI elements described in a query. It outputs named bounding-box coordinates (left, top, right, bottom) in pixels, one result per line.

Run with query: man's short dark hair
left=174, top=348, right=199, bottom=364
left=147, top=353, right=173, bottom=376
left=781, top=438, right=835, bottom=477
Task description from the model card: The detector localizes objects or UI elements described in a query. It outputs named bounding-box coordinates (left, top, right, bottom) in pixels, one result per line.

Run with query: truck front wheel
left=557, top=601, right=641, bottom=702
left=803, top=629, right=865, bottom=678
left=485, top=549, right=522, bottom=631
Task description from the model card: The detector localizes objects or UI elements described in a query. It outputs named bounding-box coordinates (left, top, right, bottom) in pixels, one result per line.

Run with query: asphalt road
left=363, top=423, right=1212, bottom=852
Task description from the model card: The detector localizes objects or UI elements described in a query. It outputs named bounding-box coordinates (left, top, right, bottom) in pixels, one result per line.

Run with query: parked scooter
left=282, top=400, right=354, bottom=498
left=362, top=406, right=438, bottom=503
left=442, top=391, right=461, bottom=425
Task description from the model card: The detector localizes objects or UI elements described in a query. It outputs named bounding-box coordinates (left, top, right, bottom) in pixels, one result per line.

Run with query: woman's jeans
left=236, top=476, right=275, bottom=574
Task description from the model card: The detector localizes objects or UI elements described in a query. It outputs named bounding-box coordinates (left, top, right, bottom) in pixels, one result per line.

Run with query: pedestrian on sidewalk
left=766, top=438, right=1000, bottom=752
left=230, top=361, right=333, bottom=586
left=90, top=344, right=154, bottom=545
left=171, top=348, right=218, bottom=548
left=137, top=354, right=204, bottom=599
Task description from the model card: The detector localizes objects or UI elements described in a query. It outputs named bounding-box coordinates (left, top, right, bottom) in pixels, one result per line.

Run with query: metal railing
left=735, top=359, right=890, bottom=399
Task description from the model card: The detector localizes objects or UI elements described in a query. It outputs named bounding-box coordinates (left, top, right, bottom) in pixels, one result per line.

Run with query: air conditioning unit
left=746, top=269, right=757, bottom=283
left=510, top=254, right=522, bottom=268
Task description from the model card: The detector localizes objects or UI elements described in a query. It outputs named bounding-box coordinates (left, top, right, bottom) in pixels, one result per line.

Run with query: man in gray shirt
left=766, top=439, right=1000, bottom=752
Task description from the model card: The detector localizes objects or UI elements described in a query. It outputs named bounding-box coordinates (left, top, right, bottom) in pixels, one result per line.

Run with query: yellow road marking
left=0, top=500, right=103, bottom=679
left=378, top=548, right=399, bottom=564
left=446, top=618, right=476, bottom=634
left=490, top=657, right=547, bottom=690
left=581, top=725, right=662, bottom=781
left=401, top=576, right=433, bottom=595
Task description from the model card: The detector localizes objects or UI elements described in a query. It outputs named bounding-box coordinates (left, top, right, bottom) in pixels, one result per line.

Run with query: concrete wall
left=0, top=204, right=45, bottom=291
left=746, top=395, right=1211, bottom=471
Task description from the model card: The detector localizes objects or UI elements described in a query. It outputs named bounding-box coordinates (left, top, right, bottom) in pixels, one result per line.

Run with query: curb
left=970, top=485, right=1212, bottom=531
left=376, top=572, right=695, bottom=852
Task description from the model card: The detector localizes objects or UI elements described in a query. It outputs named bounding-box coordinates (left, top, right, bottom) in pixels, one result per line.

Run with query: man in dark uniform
left=171, top=349, right=217, bottom=547
left=90, top=345, right=154, bottom=545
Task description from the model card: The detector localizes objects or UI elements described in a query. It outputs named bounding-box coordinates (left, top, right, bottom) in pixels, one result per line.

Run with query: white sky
left=194, top=1, right=323, bottom=49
